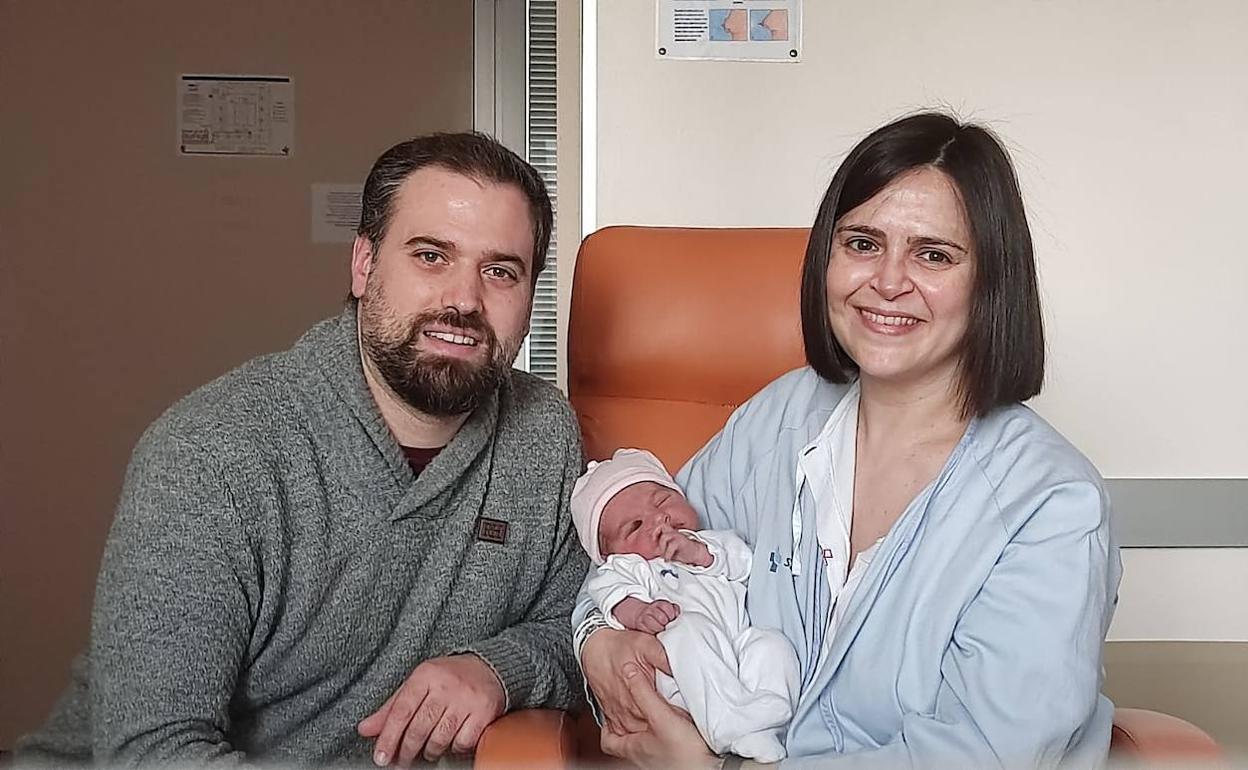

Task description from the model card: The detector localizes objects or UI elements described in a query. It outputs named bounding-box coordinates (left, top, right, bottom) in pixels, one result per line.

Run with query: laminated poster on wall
left=656, top=0, right=801, bottom=61
left=311, top=183, right=364, bottom=244
left=177, top=74, right=294, bottom=156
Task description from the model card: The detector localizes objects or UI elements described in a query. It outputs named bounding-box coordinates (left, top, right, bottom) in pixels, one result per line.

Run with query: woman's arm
left=785, top=479, right=1120, bottom=769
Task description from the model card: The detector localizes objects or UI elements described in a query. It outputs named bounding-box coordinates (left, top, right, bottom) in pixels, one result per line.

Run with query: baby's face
left=598, top=481, right=700, bottom=559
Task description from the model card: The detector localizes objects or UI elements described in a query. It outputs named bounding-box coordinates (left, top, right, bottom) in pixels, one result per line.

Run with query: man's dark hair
left=801, top=111, right=1045, bottom=418
left=358, top=132, right=553, bottom=285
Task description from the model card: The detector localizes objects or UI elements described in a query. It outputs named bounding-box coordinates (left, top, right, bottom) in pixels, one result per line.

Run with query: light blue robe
left=577, top=366, right=1122, bottom=768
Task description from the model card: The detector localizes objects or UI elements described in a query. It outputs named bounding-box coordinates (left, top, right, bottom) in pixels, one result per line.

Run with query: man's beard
left=359, top=292, right=521, bottom=418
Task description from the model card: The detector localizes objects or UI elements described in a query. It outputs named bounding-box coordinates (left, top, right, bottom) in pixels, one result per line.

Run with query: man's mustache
left=411, top=309, right=494, bottom=340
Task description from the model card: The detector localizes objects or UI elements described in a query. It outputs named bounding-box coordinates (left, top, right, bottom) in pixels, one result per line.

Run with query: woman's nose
left=871, top=253, right=913, bottom=300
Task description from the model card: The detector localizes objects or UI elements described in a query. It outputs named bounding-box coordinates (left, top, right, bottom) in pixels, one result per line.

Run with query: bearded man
left=17, top=133, right=589, bottom=768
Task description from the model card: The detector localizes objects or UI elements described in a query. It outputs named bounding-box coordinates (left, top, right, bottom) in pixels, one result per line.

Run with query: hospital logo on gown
left=768, top=551, right=794, bottom=572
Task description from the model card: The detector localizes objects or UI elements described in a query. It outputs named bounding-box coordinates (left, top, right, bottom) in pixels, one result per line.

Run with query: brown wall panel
left=0, top=0, right=474, bottom=746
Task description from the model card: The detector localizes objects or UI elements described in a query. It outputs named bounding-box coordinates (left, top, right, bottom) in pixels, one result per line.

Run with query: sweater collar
left=305, top=302, right=503, bottom=514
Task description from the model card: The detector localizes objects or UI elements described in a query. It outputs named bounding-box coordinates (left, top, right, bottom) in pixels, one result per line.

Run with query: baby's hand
left=613, top=597, right=680, bottom=634
left=658, top=530, right=713, bottom=568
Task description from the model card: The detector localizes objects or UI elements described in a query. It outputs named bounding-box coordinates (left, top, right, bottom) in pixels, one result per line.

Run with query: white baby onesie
left=588, top=530, right=800, bottom=762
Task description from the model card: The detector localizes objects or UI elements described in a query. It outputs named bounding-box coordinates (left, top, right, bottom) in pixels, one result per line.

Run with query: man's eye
left=416, top=250, right=443, bottom=264
left=484, top=266, right=518, bottom=280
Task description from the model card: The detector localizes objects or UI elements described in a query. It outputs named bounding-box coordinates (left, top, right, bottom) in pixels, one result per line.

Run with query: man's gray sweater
left=16, top=307, right=589, bottom=765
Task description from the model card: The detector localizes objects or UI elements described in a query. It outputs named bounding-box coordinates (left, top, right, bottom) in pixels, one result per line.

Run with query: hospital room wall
left=558, top=0, right=1248, bottom=749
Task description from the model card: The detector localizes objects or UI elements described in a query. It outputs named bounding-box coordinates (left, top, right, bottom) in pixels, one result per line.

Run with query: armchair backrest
left=567, top=226, right=809, bottom=469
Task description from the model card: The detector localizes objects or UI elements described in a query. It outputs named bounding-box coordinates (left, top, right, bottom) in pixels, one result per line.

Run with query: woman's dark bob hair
left=801, top=112, right=1045, bottom=418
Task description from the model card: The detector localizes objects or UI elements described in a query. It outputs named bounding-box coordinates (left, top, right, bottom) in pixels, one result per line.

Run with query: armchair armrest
left=477, top=706, right=1227, bottom=767
left=475, top=709, right=577, bottom=770
left=1111, top=707, right=1224, bottom=762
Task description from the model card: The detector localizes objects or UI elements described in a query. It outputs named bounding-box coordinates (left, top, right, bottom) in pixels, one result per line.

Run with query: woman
left=575, top=112, right=1122, bottom=769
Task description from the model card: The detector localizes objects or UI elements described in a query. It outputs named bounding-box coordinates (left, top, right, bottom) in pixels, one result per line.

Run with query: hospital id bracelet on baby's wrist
left=574, top=610, right=611, bottom=664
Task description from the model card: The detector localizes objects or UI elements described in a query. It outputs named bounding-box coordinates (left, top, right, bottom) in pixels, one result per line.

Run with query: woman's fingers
left=641, top=635, right=673, bottom=676
left=611, top=703, right=650, bottom=733
left=603, top=679, right=649, bottom=733
left=606, top=664, right=713, bottom=769
left=622, top=663, right=671, bottom=714
left=599, top=725, right=631, bottom=758
left=581, top=628, right=673, bottom=735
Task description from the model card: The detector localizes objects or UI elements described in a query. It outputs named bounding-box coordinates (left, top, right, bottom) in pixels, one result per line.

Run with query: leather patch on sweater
left=475, top=517, right=509, bottom=545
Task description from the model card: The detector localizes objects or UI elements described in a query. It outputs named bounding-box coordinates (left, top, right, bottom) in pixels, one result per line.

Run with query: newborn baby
left=572, top=449, right=799, bottom=762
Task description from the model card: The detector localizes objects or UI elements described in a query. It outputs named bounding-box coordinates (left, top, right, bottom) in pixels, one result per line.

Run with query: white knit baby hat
left=570, top=448, right=681, bottom=564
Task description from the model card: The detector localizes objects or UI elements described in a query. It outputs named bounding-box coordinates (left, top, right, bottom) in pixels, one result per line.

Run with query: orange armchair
left=474, top=226, right=1223, bottom=768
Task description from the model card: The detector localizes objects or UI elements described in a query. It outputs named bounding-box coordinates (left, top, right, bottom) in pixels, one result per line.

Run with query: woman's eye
left=846, top=237, right=876, bottom=253
left=920, top=250, right=952, bottom=264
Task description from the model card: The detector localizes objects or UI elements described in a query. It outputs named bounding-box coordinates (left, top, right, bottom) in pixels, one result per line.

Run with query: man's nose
left=440, top=265, right=484, bottom=315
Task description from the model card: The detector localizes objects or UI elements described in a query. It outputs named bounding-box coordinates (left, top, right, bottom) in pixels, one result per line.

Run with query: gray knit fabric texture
left=16, top=306, right=589, bottom=766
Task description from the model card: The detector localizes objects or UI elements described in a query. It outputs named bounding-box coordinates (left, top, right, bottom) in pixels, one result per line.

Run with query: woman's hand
left=599, top=663, right=717, bottom=769
left=581, top=627, right=672, bottom=734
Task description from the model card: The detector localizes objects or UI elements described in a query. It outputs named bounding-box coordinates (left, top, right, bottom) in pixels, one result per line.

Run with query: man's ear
left=350, top=235, right=374, bottom=299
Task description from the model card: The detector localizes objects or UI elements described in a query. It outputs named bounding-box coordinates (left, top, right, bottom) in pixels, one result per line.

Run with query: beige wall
left=0, top=0, right=474, bottom=747
left=588, top=0, right=1248, bottom=479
